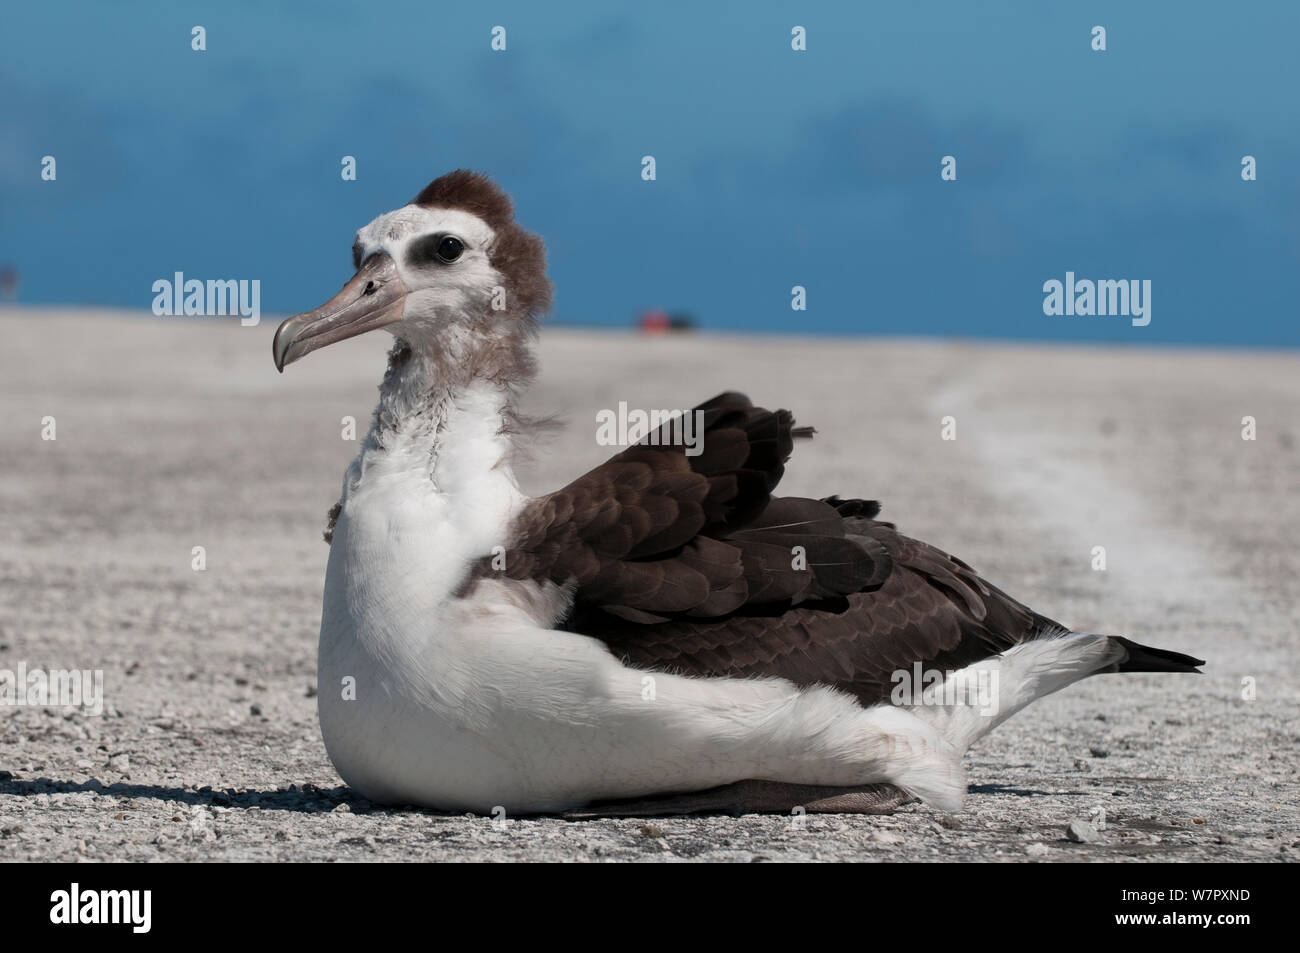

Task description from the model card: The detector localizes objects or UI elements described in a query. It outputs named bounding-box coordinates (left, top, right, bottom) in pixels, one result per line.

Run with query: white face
left=273, top=202, right=513, bottom=372
left=353, top=205, right=502, bottom=334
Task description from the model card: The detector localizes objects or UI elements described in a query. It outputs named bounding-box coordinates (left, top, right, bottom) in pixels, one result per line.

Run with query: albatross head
left=273, top=170, right=551, bottom=373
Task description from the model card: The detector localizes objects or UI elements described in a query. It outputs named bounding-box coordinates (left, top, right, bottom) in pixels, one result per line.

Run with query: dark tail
left=1110, top=636, right=1205, bottom=674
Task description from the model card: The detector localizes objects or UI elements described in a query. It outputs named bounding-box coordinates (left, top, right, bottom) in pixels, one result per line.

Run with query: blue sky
left=2, top=0, right=1297, bottom=345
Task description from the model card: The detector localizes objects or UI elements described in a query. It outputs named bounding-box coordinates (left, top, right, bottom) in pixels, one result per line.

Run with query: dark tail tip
left=1112, top=636, right=1205, bottom=674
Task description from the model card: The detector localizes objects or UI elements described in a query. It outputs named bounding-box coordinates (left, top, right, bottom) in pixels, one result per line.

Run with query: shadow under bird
left=272, top=170, right=1203, bottom=817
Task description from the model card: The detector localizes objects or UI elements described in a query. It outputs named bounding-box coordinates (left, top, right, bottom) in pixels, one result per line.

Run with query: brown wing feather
left=479, top=393, right=884, bottom=615
left=582, top=519, right=1063, bottom=707
left=481, top=393, right=1061, bottom=705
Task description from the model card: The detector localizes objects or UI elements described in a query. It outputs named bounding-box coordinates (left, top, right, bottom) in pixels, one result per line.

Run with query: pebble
left=1067, top=820, right=1098, bottom=843
left=1026, top=842, right=1049, bottom=856
left=187, top=812, right=217, bottom=843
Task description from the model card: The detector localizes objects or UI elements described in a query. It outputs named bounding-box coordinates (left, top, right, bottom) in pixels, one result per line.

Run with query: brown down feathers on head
left=413, top=170, right=553, bottom=320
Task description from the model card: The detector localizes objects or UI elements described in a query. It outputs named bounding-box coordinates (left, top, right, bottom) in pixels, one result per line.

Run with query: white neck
left=339, top=343, right=526, bottom=565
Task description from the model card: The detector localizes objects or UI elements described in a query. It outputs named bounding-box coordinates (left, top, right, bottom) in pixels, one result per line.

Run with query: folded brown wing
left=587, top=515, right=1063, bottom=707
left=477, top=393, right=887, bottom=615
left=480, top=393, right=1062, bottom=706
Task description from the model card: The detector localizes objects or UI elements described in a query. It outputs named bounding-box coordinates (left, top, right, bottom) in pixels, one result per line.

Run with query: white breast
left=315, top=381, right=533, bottom=807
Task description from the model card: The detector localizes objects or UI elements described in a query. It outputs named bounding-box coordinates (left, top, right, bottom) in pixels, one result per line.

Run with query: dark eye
left=436, top=236, right=464, bottom=263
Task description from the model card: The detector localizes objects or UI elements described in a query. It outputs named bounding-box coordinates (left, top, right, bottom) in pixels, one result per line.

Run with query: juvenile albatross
left=273, top=170, right=1203, bottom=817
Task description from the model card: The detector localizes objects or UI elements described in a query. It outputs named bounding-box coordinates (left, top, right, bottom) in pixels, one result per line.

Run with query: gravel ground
left=1, top=307, right=1297, bottom=862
